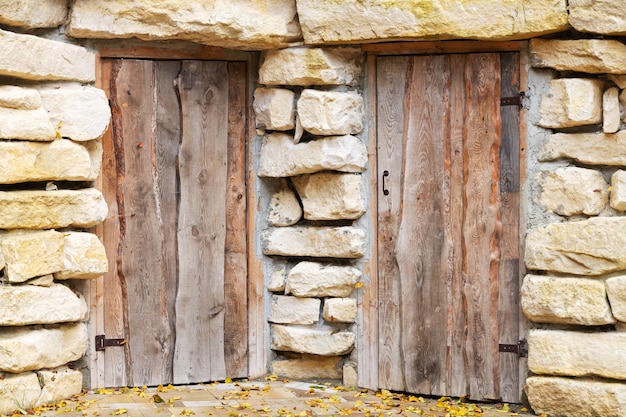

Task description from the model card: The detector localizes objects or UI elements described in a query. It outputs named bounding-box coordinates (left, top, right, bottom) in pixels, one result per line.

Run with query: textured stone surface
left=38, top=84, right=111, bottom=141
left=262, top=226, right=366, bottom=258
left=272, top=355, right=342, bottom=380
left=611, top=170, right=626, bottom=211
left=604, top=87, right=621, bottom=133
left=0, top=230, right=64, bottom=283
left=267, top=263, right=287, bottom=292
left=521, top=274, right=615, bottom=325
left=526, top=376, right=626, bottom=417
left=67, top=0, right=301, bottom=50
left=538, top=78, right=602, bottom=128
left=0, top=323, right=87, bottom=373
left=0, top=0, right=68, bottom=29
left=569, top=0, right=626, bottom=35
left=297, top=0, right=568, bottom=44
left=36, top=366, right=83, bottom=408
left=0, top=189, right=108, bottom=229
left=0, top=283, right=87, bottom=326
left=54, top=232, right=108, bottom=280
left=529, top=330, right=626, bottom=380
left=271, top=324, right=354, bottom=356
left=621, top=90, right=626, bottom=122
left=0, top=107, right=56, bottom=141
left=0, top=30, right=95, bottom=82
left=269, top=295, right=320, bottom=325
left=537, top=167, right=609, bottom=216
left=0, top=140, right=101, bottom=184
left=259, top=47, right=363, bottom=86
left=297, top=90, right=364, bottom=136
left=530, top=39, right=626, bottom=74
left=259, top=133, right=367, bottom=177
left=606, top=276, right=626, bottom=322
left=0, top=85, right=41, bottom=109
left=526, top=217, right=626, bottom=275
left=288, top=261, right=361, bottom=298
left=267, top=180, right=302, bottom=227
left=254, top=88, right=295, bottom=131
left=27, top=274, right=54, bottom=287
left=540, top=131, right=626, bottom=166
left=292, top=173, right=365, bottom=220
left=0, top=372, right=40, bottom=416
left=609, top=74, right=626, bottom=89
left=323, top=298, right=357, bottom=323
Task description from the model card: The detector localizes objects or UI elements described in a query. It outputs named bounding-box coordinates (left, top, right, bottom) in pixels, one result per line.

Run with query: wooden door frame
left=359, top=40, right=529, bottom=398
left=90, top=45, right=262, bottom=388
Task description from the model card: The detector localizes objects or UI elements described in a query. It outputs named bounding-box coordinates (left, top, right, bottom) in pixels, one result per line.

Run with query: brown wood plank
left=363, top=41, right=525, bottom=55
left=461, top=54, right=502, bottom=400
left=174, top=60, right=229, bottom=383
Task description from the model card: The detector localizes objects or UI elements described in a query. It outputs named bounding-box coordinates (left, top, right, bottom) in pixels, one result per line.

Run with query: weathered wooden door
left=377, top=53, right=521, bottom=402
left=99, top=59, right=248, bottom=387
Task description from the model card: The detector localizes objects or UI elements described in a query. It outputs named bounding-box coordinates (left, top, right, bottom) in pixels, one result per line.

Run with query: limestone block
left=0, top=372, right=40, bottom=416
left=0, top=0, right=68, bottom=29
left=258, top=133, right=368, bottom=177
left=0, top=323, right=88, bottom=373
left=297, top=90, right=364, bottom=136
left=540, top=131, right=626, bottom=166
left=538, top=78, right=602, bottom=129
left=267, top=180, right=302, bottom=227
left=606, top=276, right=626, bottom=322
left=530, top=39, right=626, bottom=74
left=521, top=275, right=615, bottom=325
left=287, top=261, right=361, bottom=298
left=526, top=217, right=626, bottom=275
left=67, top=0, right=301, bottom=50
left=569, top=0, right=626, bottom=35
left=610, top=74, right=626, bottom=89
left=323, top=298, right=357, bottom=323
left=0, top=283, right=88, bottom=326
left=526, top=376, right=626, bottom=417
left=604, top=87, right=621, bottom=133
left=259, top=47, right=363, bottom=86
left=0, top=230, right=65, bottom=283
left=269, top=295, right=320, bottom=325
left=0, top=188, right=108, bottom=229
left=343, top=363, right=358, bottom=388
left=292, top=173, right=365, bottom=220
left=36, top=366, right=83, bottom=408
left=297, top=0, right=568, bottom=44
left=272, top=355, right=342, bottom=380
left=262, top=226, right=366, bottom=259
left=0, top=107, right=56, bottom=141
left=253, top=88, right=295, bottom=131
left=54, top=232, right=108, bottom=280
left=267, top=263, right=287, bottom=292
left=38, top=84, right=111, bottom=141
left=529, top=329, right=626, bottom=380
left=611, top=170, right=626, bottom=211
left=27, top=275, right=54, bottom=287
left=0, top=30, right=95, bottom=82
left=0, top=86, right=41, bottom=110
left=271, top=324, right=354, bottom=356
left=0, top=140, right=102, bottom=184
left=537, top=167, right=609, bottom=216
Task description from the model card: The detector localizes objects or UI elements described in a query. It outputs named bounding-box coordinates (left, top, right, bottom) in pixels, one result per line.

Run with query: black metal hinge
left=500, top=91, right=525, bottom=108
left=499, top=339, right=527, bottom=357
left=95, top=335, right=127, bottom=351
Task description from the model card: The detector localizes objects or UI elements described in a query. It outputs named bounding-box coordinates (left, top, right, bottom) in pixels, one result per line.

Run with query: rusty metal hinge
left=95, top=335, right=127, bottom=351
left=499, top=339, right=527, bottom=357
left=500, top=92, right=525, bottom=107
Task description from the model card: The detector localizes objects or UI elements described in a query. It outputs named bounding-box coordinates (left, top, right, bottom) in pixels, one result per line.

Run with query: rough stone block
left=526, top=217, right=626, bottom=275
left=537, top=167, right=609, bottom=216
left=538, top=78, right=602, bottom=128
left=530, top=39, right=626, bottom=74
left=0, top=107, right=56, bottom=141
left=0, top=372, right=40, bottom=416
left=267, top=180, right=302, bottom=227
left=54, top=232, right=108, bottom=280
left=297, top=89, right=364, bottom=136
left=36, top=366, right=83, bottom=408
left=0, top=0, right=68, bottom=29
left=0, top=188, right=108, bottom=229
left=540, top=131, right=626, bottom=166
left=323, top=298, right=357, bottom=323
left=267, top=263, right=287, bottom=293
left=271, top=324, right=354, bottom=356
left=0, top=29, right=95, bottom=82
left=521, top=274, right=615, bottom=325
left=253, top=88, right=295, bottom=131
left=297, top=0, right=568, bottom=44
left=26, top=274, right=54, bottom=287
left=0, top=323, right=87, bottom=373
left=0, top=230, right=65, bottom=283
left=288, top=261, right=361, bottom=298
left=0, top=85, right=41, bottom=109
left=272, top=355, right=342, bottom=380
left=269, top=295, right=320, bottom=325
left=259, top=47, right=363, bottom=86
left=604, top=87, right=621, bottom=133
left=259, top=133, right=368, bottom=177
left=0, top=140, right=102, bottom=184
left=611, top=170, right=626, bottom=211
left=38, top=84, right=111, bottom=141
left=606, top=276, right=626, bottom=322
left=529, top=329, right=626, bottom=380
left=292, top=173, right=365, bottom=221
left=569, top=0, right=626, bottom=36
left=262, top=226, right=366, bottom=259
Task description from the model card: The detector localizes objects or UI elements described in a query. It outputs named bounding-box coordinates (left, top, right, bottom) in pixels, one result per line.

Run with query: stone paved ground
left=12, top=379, right=540, bottom=417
